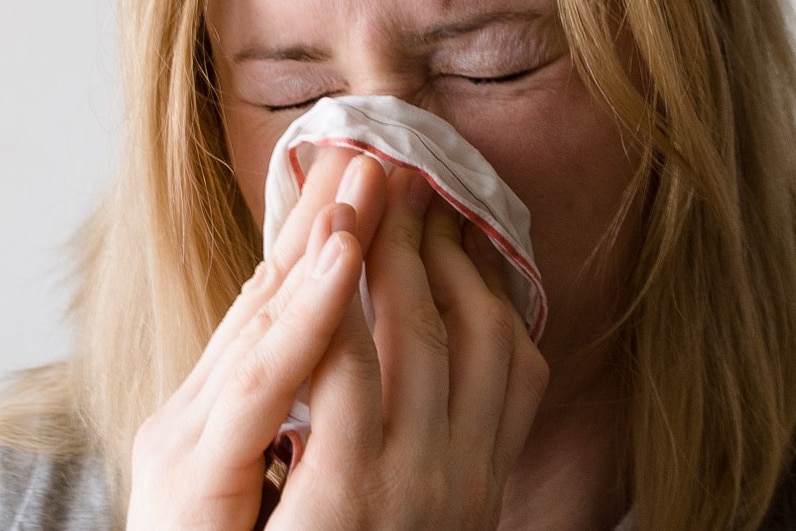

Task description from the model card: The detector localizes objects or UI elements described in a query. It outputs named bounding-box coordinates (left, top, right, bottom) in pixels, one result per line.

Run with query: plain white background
left=0, top=2, right=119, bottom=377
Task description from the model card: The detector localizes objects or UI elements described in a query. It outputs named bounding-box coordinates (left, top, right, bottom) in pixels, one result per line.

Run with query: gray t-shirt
left=0, top=445, right=635, bottom=530
left=1, top=443, right=791, bottom=530
left=0, top=446, right=113, bottom=530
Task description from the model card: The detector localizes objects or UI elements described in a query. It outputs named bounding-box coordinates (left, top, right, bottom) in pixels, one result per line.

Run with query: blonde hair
left=558, top=0, right=796, bottom=528
left=1, top=0, right=259, bottom=524
left=1, top=0, right=795, bottom=529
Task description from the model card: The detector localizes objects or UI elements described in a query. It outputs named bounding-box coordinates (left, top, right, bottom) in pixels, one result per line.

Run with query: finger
left=303, top=185, right=387, bottom=456
left=304, top=203, right=357, bottom=273
left=195, top=203, right=356, bottom=402
left=172, top=261, right=278, bottom=406
left=461, top=223, right=514, bottom=306
left=199, top=209, right=363, bottom=465
left=306, top=285, right=385, bottom=459
left=365, top=169, right=450, bottom=440
left=334, top=155, right=388, bottom=253
left=189, top=154, right=383, bottom=411
left=272, top=151, right=387, bottom=275
left=177, top=148, right=352, bottom=403
left=190, top=203, right=356, bottom=415
left=268, top=148, right=356, bottom=274
left=421, top=201, right=516, bottom=455
left=188, top=151, right=385, bottom=404
left=463, top=227, right=549, bottom=480
left=491, top=325, right=547, bottom=482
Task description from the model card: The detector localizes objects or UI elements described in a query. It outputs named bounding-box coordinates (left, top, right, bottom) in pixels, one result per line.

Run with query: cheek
left=460, top=92, right=636, bottom=263
left=222, top=102, right=294, bottom=227
left=450, top=77, right=642, bottom=346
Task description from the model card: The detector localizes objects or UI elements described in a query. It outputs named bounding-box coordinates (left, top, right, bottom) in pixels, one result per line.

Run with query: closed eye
left=459, top=69, right=533, bottom=85
left=262, top=92, right=342, bottom=113
left=262, top=69, right=534, bottom=112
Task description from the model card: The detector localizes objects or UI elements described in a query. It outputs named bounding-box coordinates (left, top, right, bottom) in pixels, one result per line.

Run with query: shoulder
left=0, top=445, right=114, bottom=530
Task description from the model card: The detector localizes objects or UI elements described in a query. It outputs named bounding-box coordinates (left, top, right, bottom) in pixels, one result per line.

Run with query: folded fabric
left=262, top=95, right=547, bottom=460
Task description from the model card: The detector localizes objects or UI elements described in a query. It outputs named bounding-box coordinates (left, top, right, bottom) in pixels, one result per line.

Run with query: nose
left=345, top=66, right=431, bottom=109
left=337, top=24, right=433, bottom=110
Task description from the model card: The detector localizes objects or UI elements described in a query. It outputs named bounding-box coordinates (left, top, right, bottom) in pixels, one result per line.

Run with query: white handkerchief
left=263, top=95, right=547, bottom=449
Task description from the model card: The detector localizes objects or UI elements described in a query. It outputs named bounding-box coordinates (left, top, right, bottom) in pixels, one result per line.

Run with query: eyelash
left=263, top=96, right=334, bottom=113
left=460, top=69, right=533, bottom=85
left=263, top=69, right=533, bottom=113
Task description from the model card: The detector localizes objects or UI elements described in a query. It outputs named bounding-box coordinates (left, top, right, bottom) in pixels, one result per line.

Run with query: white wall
left=0, top=2, right=119, bottom=376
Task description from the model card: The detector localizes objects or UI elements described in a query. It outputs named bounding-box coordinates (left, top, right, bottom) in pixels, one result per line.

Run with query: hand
left=267, top=168, right=550, bottom=530
left=126, top=149, right=389, bottom=530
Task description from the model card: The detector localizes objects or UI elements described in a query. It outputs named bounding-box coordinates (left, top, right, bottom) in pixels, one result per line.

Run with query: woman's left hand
left=267, top=168, right=550, bottom=530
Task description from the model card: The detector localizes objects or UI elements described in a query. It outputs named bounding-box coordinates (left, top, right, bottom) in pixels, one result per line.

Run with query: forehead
left=207, top=0, right=557, bottom=49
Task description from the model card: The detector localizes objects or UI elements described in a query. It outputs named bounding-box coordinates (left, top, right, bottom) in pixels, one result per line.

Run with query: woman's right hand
left=125, top=148, right=388, bottom=531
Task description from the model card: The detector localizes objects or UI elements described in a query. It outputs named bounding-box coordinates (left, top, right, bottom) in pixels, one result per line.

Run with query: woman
left=1, top=0, right=794, bottom=529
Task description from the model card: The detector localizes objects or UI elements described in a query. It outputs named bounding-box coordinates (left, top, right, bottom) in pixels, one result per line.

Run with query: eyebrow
left=415, top=9, right=543, bottom=44
left=233, top=45, right=331, bottom=65
left=232, top=9, right=543, bottom=65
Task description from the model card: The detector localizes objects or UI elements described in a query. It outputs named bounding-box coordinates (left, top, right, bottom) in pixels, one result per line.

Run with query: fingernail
left=408, top=172, right=433, bottom=216
left=336, top=156, right=363, bottom=203
left=331, top=203, right=356, bottom=235
left=312, top=234, right=344, bottom=279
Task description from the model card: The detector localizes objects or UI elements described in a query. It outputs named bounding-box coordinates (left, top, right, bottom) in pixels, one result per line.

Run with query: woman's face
left=207, top=0, right=643, bottom=361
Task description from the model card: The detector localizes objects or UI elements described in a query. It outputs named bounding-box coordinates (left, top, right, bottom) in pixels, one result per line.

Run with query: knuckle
left=240, top=261, right=267, bottom=295
left=481, top=298, right=517, bottom=357
left=383, top=219, right=423, bottom=254
left=263, top=253, right=291, bottom=293
left=238, top=276, right=298, bottom=340
left=380, top=297, right=448, bottom=353
left=424, top=207, right=460, bottom=244
left=239, top=306, right=273, bottom=338
left=517, top=345, right=550, bottom=404
left=247, top=284, right=290, bottom=333
left=230, top=343, right=281, bottom=398
left=273, top=286, right=306, bottom=329
left=340, top=331, right=381, bottom=371
left=408, top=303, right=449, bottom=353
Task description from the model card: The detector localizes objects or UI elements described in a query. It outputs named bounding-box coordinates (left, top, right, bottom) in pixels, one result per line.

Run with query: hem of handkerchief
left=289, top=136, right=547, bottom=342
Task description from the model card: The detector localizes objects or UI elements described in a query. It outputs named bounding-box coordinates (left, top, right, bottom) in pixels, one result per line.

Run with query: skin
left=128, top=0, right=643, bottom=529
left=209, top=0, right=642, bottom=376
